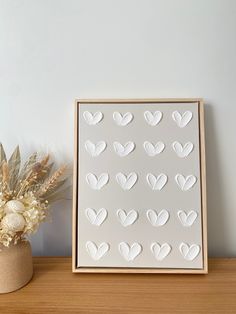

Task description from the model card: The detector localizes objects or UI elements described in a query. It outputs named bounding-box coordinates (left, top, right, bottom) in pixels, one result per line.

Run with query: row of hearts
left=83, top=110, right=193, bottom=128
left=85, top=208, right=198, bottom=227
left=86, top=173, right=197, bottom=191
left=85, top=241, right=201, bottom=262
left=85, top=140, right=194, bottom=158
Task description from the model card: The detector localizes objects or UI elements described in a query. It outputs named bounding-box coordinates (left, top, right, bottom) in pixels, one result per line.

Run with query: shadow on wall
left=27, top=148, right=73, bottom=256
left=205, top=103, right=228, bottom=257
left=30, top=193, right=72, bottom=256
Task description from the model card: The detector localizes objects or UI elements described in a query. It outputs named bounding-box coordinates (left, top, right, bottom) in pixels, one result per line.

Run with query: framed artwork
left=72, top=99, right=207, bottom=273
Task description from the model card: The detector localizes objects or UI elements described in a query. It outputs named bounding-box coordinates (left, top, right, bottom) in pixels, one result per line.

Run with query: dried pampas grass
left=0, top=144, right=69, bottom=247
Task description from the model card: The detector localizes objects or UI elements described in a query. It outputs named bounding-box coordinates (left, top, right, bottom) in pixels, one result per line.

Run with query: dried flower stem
left=37, top=165, right=66, bottom=197
left=16, top=155, right=50, bottom=197
left=1, top=161, right=10, bottom=197
left=2, top=161, right=9, bottom=185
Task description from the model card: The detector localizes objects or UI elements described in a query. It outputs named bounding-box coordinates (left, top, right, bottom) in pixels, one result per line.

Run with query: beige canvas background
left=77, top=102, right=203, bottom=268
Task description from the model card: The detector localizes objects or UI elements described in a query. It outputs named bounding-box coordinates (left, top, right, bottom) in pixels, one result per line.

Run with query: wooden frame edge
left=72, top=98, right=208, bottom=274
left=73, top=268, right=208, bottom=274
left=76, top=98, right=203, bottom=104
left=72, top=100, right=78, bottom=272
left=199, top=100, right=208, bottom=273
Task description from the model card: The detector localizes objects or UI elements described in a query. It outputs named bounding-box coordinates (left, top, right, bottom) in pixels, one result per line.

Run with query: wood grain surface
left=0, top=257, right=235, bottom=313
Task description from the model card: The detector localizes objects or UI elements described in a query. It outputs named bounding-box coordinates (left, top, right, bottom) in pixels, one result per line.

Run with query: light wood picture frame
left=72, top=99, right=207, bottom=273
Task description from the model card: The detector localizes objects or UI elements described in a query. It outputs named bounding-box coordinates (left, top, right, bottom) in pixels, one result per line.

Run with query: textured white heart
left=179, top=243, right=200, bottom=261
left=85, top=140, right=106, bottom=157
left=151, top=243, right=172, bottom=261
left=86, top=173, right=109, bottom=190
left=113, top=141, right=135, bottom=157
left=113, top=112, right=133, bottom=126
left=178, top=210, right=198, bottom=227
left=146, top=209, right=169, bottom=226
left=117, top=209, right=138, bottom=227
left=143, top=141, right=165, bottom=156
left=83, top=111, right=103, bottom=125
left=116, top=172, right=138, bottom=190
left=85, top=208, right=108, bottom=226
left=172, top=111, right=193, bottom=128
left=146, top=173, right=168, bottom=190
left=144, top=111, right=162, bottom=126
left=172, top=141, right=194, bottom=158
left=86, top=241, right=109, bottom=260
left=175, top=174, right=197, bottom=191
left=119, top=242, right=142, bottom=261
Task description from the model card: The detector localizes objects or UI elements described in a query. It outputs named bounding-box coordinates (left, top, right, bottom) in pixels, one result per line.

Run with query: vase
left=0, top=240, right=33, bottom=293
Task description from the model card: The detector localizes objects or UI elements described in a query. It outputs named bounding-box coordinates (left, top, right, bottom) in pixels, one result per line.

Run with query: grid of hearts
left=85, top=208, right=198, bottom=227
left=84, top=207, right=200, bottom=261
left=79, top=107, right=202, bottom=266
left=86, top=173, right=197, bottom=191
left=85, top=241, right=200, bottom=262
left=85, top=140, right=194, bottom=157
left=83, top=109, right=193, bottom=127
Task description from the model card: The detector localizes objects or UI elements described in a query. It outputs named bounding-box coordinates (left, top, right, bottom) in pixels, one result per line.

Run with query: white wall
left=0, top=0, right=236, bottom=257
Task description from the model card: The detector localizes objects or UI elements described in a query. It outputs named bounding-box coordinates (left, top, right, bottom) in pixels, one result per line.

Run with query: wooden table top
left=0, top=257, right=235, bottom=313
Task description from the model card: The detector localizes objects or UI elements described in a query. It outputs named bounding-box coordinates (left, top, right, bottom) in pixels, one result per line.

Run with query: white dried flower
left=4, top=200, right=25, bottom=214
left=0, top=199, right=6, bottom=208
left=23, top=207, right=46, bottom=234
left=1, top=213, right=26, bottom=232
left=26, top=208, right=39, bottom=219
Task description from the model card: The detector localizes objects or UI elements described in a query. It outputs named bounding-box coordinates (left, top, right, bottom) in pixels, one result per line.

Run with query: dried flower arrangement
left=0, top=144, right=68, bottom=248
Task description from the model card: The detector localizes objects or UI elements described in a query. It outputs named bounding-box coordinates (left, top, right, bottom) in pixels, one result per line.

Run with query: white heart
left=177, top=210, right=198, bottom=227
left=143, top=141, right=165, bottom=156
left=113, top=112, right=133, bottom=126
left=83, top=111, right=103, bottom=125
left=116, top=172, right=138, bottom=190
left=85, top=140, right=107, bottom=157
left=146, top=173, right=168, bottom=190
left=151, top=243, right=172, bottom=261
left=179, top=243, right=200, bottom=261
left=119, top=242, right=142, bottom=261
left=113, top=141, right=135, bottom=157
left=172, top=111, right=193, bottom=128
left=86, top=241, right=109, bottom=260
left=172, top=141, right=194, bottom=158
left=86, top=173, right=109, bottom=190
left=144, top=111, right=162, bottom=126
left=146, top=209, right=169, bottom=226
left=117, top=209, right=138, bottom=227
left=85, top=208, right=108, bottom=226
left=175, top=174, right=197, bottom=191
